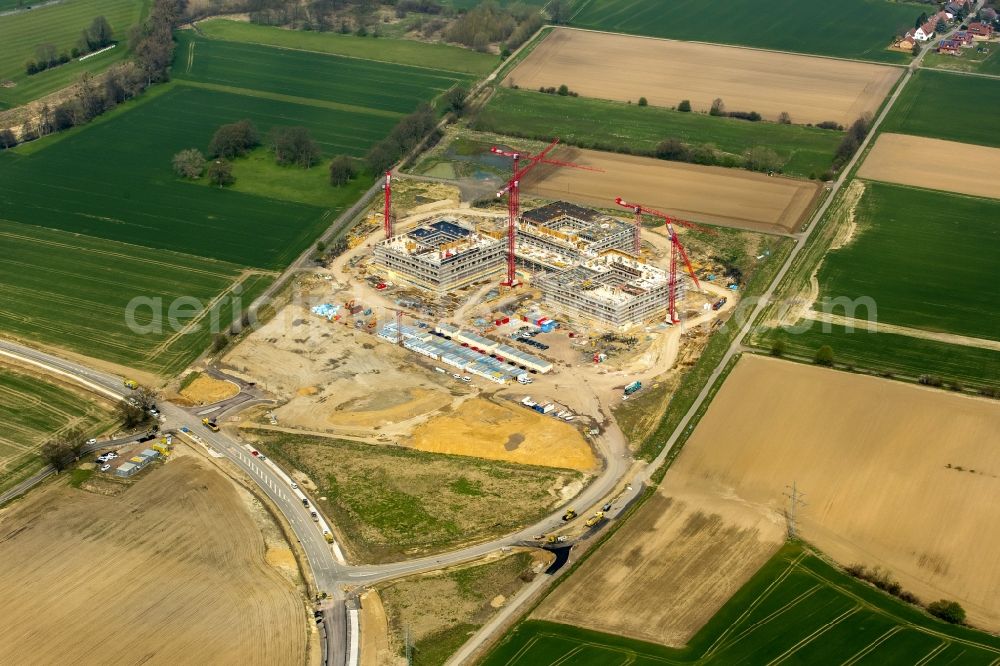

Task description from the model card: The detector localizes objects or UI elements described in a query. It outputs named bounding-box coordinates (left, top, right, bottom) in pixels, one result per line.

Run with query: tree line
left=2, top=0, right=186, bottom=151
left=24, top=16, right=114, bottom=76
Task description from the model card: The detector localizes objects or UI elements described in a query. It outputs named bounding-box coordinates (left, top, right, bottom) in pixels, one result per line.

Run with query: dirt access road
left=507, top=28, right=901, bottom=125
left=524, top=148, right=821, bottom=234
left=858, top=133, right=1000, bottom=200
left=0, top=451, right=309, bottom=664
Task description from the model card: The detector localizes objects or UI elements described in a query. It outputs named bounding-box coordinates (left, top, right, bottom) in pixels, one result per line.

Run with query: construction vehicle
left=201, top=417, right=220, bottom=432
left=323, top=530, right=334, bottom=544
left=561, top=508, right=577, bottom=522
left=545, top=534, right=568, bottom=544
left=124, top=379, right=138, bottom=390
left=585, top=511, right=605, bottom=528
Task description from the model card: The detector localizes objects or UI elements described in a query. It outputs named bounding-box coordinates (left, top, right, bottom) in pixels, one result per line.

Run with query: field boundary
left=192, top=19, right=490, bottom=76
left=175, top=79, right=404, bottom=119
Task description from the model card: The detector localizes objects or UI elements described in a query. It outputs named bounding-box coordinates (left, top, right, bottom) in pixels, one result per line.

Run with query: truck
left=517, top=375, right=532, bottom=385
left=712, top=297, right=728, bottom=311
left=201, top=417, right=220, bottom=432
left=123, top=379, right=138, bottom=390
left=624, top=381, right=642, bottom=396
left=585, top=511, right=605, bottom=528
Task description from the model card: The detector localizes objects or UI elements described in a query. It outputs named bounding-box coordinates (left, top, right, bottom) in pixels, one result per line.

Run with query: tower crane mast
left=614, top=197, right=714, bottom=323
left=491, top=139, right=601, bottom=287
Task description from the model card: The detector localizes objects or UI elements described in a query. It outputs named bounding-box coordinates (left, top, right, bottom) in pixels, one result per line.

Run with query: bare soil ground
left=407, top=397, right=597, bottom=471
left=674, top=356, right=1000, bottom=631
left=535, top=484, right=784, bottom=646
left=0, top=451, right=308, bottom=663
left=178, top=373, right=240, bottom=404
left=223, top=285, right=457, bottom=435
left=360, top=590, right=398, bottom=666
left=223, top=276, right=597, bottom=472
left=524, top=148, right=821, bottom=234
left=507, top=28, right=901, bottom=126
left=857, top=133, right=1000, bottom=200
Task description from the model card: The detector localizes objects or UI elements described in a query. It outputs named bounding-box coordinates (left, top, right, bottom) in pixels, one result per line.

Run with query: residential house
left=937, top=39, right=962, bottom=55
left=899, top=33, right=917, bottom=50
left=968, top=22, right=995, bottom=39
left=914, top=19, right=938, bottom=42
left=946, top=0, right=971, bottom=16
left=981, top=8, right=998, bottom=23
left=952, top=31, right=975, bottom=46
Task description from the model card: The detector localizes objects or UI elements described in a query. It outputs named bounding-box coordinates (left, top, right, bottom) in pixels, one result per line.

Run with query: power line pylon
left=783, top=481, right=807, bottom=539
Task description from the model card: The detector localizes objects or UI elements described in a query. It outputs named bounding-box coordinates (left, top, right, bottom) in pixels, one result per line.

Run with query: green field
left=1, top=21, right=468, bottom=374
left=815, top=182, right=1000, bottom=342
left=570, top=0, right=916, bottom=63
left=881, top=69, right=1000, bottom=147
left=0, top=364, right=115, bottom=492
left=0, top=217, right=273, bottom=374
left=195, top=18, right=497, bottom=76
left=0, top=86, right=342, bottom=268
left=0, top=0, right=144, bottom=108
left=482, top=541, right=1000, bottom=665
left=755, top=324, right=1000, bottom=391
left=474, top=87, right=842, bottom=177
left=175, top=32, right=472, bottom=115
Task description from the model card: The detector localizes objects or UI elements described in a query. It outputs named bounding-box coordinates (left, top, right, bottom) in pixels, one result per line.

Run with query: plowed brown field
left=0, top=454, right=308, bottom=664
left=538, top=356, right=1000, bottom=640
left=524, top=148, right=820, bottom=233
left=535, top=483, right=783, bottom=646
left=858, top=133, right=1000, bottom=199
left=507, top=29, right=900, bottom=125
left=676, top=356, right=1000, bottom=630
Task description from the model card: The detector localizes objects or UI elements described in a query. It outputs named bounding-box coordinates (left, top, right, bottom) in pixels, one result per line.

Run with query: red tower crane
left=614, top=197, right=714, bottom=324
left=490, top=139, right=601, bottom=287
left=382, top=171, right=394, bottom=239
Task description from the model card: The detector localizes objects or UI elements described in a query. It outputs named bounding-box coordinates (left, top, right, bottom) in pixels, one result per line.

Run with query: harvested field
left=407, top=398, right=597, bottom=472
left=0, top=453, right=308, bottom=663
left=535, top=483, right=783, bottom=646
left=524, top=148, right=820, bottom=234
left=858, top=133, right=1000, bottom=199
left=676, top=355, right=1000, bottom=630
left=507, top=29, right=900, bottom=126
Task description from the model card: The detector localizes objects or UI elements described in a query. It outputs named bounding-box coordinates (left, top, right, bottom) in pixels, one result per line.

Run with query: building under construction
left=373, top=219, right=506, bottom=292
left=517, top=202, right=638, bottom=271
left=536, top=251, right=683, bottom=328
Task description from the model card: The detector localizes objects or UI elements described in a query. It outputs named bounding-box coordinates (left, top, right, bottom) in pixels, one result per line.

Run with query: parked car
left=86, top=438, right=97, bottom=446
left=100, top=464, right=111, bottom=472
